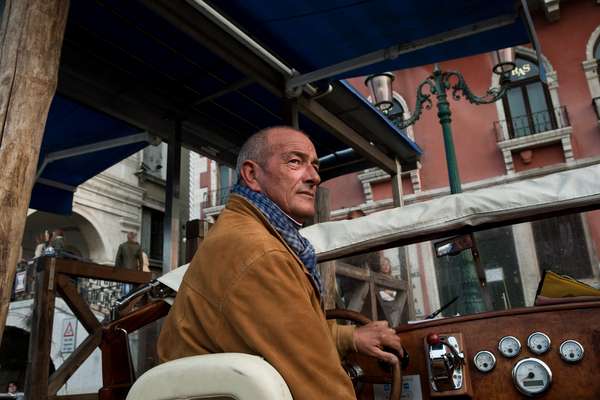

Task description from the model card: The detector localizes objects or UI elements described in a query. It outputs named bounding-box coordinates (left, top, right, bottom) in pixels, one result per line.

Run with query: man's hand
left=353, top=320, right=403, bottom=365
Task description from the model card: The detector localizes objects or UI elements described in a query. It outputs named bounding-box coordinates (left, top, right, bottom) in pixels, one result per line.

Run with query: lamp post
left=367, top=59, right=515, bottom=314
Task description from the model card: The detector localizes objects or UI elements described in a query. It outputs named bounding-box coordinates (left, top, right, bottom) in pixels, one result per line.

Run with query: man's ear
left=239, top=160, right=262, bottom=192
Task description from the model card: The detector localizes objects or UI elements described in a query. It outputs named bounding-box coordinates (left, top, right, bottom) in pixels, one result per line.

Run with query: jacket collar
left=225, top=194, right=322, bottom=301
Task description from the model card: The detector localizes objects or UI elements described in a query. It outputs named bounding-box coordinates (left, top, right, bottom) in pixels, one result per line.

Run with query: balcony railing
left=202, top=185, right=233, bottom=209
left=593, top=97, right=600, bottom=121
left=494, top=106, right=570, bottom=141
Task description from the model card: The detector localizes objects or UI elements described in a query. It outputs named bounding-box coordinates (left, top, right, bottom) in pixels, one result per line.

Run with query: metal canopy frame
left=36, top=132, right=155, bottom=179
left=285, top=14, right=519, bottom=95
left=56, top=0, right=409, bottom=178
left=140, top=0, right=406, bottom=176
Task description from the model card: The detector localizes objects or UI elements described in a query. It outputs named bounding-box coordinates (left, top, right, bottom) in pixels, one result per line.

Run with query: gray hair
left=235, top=126, right=309, bottom=178
left=235, top=129, right=270, bottom=177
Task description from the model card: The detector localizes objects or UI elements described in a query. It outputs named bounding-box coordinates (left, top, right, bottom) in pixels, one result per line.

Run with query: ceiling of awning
left=33, top=0, right=534, bottom=214
left=54, top=0, right=420, bottom=176
left=31, top=95, right=150, bottom=215
left=207, top=0, right=530, bottom=82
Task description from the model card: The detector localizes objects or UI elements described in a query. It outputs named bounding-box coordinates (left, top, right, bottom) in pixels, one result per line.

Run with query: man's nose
left=305, top=164, right=321, bottom=186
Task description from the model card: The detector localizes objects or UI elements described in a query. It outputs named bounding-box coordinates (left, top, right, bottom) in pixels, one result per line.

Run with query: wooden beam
left=336, top=261, right=408, bottom=291
left=0, top=0, right=70, bottom=343
left=55, top=274, right=102, bottom=333
left=298, top=97, right=397, bottom=173
left=54, top=259, right=152, bottom=284
left=25, top=258, right=58, bottom=400
left=48, top=330, right=102, bottom=395
left=49, top=395, right=98, bottom=400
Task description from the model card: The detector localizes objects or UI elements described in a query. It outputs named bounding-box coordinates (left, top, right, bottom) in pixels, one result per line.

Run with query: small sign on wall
left=485, top=267, right=505, bottom=283
left=14, top=271, right=26, bottom=292
left=61, top=318, right=77, bottom=354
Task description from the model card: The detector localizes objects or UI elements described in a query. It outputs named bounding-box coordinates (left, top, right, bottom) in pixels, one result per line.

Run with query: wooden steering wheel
left=326, top=309, right=402, bottom=400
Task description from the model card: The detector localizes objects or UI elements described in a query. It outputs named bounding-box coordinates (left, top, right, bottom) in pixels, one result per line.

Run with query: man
left=6, top=381, right=21, bottom=398
left=50, top=229, right=65, bottom=256
left=115, top=232, right=144, bottom=271
left=157, top=126, right=402, bottom=399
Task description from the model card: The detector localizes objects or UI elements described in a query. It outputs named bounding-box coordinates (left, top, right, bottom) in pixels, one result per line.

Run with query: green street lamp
left=367, top=58, right=515, bottom=314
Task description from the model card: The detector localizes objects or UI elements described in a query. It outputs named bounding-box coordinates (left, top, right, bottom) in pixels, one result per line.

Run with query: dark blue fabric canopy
left=31, top=95, right=150, bottom=214
left=31, top=0, right=532, bottom=215
left=210, top=0, right=530, bottom=80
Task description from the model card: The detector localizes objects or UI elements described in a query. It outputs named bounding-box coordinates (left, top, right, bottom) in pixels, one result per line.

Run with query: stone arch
left=23, top=210, right=107, bottom=263
left=0, top=325, right=56, bottom=390
left=71, top=205, right=112, bottom=263
left=585, top=24, right=600, bottom=61
left=392, top=91, right=416, bottom=141
left=582, top=25, right=600, bottom=114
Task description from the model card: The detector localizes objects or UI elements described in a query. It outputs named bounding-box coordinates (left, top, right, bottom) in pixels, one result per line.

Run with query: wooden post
left=310, top=188, right=337, bottom=309
left=391, top=158, right=404, bottom=208
left=25, top=258, right=57, bottom=400
left=390, top=158, right=416, bottom=321
left=162, top=120, right=182, bottom=274
left=0, top=0, right=70, bottom=342
left=185, top=219, right=208, bottom=263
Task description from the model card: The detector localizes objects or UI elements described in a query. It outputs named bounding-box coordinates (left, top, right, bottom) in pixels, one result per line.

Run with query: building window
left=502, top=56, right=556, bottom=138
left=369, top=92, right=415, bottom=140
left=595, top=39, right=600, bottom=69
left=385, top=98, right=405, bottom=122
left=434, top=226, right=524, bottom=315
left=141, top=207, right=164, bottom=264
left=532, top=214, right=593, bottom=280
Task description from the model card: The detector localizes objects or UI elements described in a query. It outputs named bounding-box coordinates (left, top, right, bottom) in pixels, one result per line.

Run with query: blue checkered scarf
left=231, top=184, right=322, bottom=295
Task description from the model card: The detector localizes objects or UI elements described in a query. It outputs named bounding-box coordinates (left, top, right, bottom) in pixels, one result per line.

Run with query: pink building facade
left=322, top=0, right=600, bottom=317
left=195, top=0, right=600, bottom=318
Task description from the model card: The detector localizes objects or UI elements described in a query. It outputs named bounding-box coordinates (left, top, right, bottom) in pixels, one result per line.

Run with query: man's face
left=254, top=129, right=321, bottom=222
left=7, top=383, right=17, bottom=394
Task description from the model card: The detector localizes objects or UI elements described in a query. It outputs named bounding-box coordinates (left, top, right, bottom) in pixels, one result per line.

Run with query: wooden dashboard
left=353, top=300, right=600, bottom=399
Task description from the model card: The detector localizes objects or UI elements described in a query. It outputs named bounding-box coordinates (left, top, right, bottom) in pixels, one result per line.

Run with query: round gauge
left=473, top=350, right=496, bottom=373
left=498, top=336, right=521, bottom=358
left=559, top=340, right=584, bottom=363
left=527, top=332, right=551, bottom=355
left=512, top=358, right=552, bottom=397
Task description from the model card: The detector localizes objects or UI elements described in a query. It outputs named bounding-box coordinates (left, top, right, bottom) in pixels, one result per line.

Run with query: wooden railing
left=25, top=257, right=154, bottom=400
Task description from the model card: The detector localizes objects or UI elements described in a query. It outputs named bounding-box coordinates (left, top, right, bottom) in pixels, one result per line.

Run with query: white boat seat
left=126, top=353, right=293, bottom=400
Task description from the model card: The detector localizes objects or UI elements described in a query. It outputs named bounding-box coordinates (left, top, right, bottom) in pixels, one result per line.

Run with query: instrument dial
left=559, top=340, right=584, bottom=363
left=512, top=358, right=552, bottom=396
left=473, top=350, right=496, bottom=373
left=527, top=332, right=551, bottom=355
left=498, top=336, right=521, bottom=358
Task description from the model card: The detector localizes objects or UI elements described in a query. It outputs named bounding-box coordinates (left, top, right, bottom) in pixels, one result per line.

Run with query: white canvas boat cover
left=159, top=164, right=600, bottom=292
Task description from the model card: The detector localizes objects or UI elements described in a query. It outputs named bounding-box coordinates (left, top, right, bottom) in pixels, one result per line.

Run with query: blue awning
left=31, top=95, right=151, bottom=214
left=31, top=0, right=533, bottom=215
left=208, top=0, right=530, bottom=85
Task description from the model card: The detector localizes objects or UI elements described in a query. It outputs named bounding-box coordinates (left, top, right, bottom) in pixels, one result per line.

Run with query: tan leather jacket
left=157, top=195, right=357, bottom=399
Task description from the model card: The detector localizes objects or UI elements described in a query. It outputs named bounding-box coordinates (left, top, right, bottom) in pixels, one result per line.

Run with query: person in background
left=115, top=231, right=144, bottom=296
left=6, top=381, right=23, bottom=398
left=115, top=231, right=144, bottom=271
left=50, top=229, right=65, bottom=256
left=34, top=230, right=49, bottom=258
left=141, top=250, right=150, bottom=272
left=379, top=257, right=397, bottom=301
